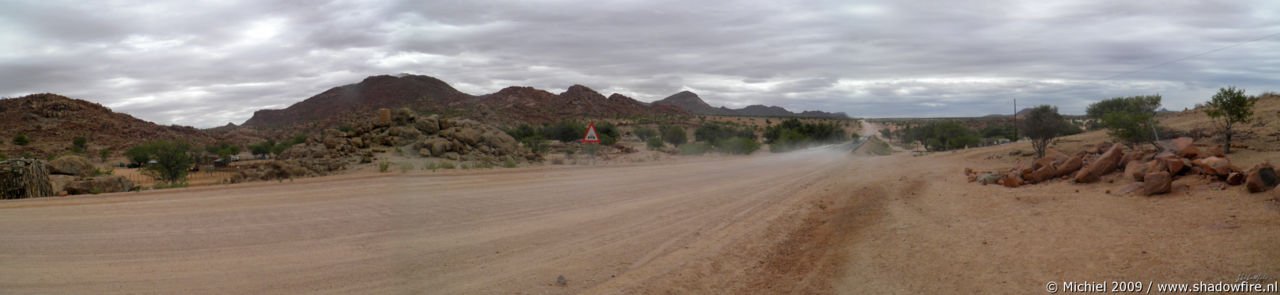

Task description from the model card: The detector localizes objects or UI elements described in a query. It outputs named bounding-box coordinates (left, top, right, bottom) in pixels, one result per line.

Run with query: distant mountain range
left=241, top=74, right=689, bottom=129
left=651, top=91, right=847, bottom=118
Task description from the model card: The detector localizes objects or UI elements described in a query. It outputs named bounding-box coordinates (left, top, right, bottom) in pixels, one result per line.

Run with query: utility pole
left=1013, top=98, right=1017, bottom=141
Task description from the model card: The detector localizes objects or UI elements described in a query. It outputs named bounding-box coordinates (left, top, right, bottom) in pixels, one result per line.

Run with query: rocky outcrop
left=47, top=155, right=95, bottom=177
left=65, top=176, right=134, bottom=194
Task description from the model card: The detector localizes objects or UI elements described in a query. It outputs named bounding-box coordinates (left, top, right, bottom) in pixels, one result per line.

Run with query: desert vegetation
left=763, top=118, right=849, bottom=152
left=1201, top=86, right=1256, bottom=154
left=1018, top=105, right=1068, bottom=159
left=1086, top=95, right=1164, bottom=147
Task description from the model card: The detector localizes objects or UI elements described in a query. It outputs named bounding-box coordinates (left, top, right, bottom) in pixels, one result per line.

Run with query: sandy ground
left=2, top=131, right=1278, bottom=294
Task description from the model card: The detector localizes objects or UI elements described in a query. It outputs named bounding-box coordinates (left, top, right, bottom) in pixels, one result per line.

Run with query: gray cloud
left=1, top=0, right=1277, bottom=127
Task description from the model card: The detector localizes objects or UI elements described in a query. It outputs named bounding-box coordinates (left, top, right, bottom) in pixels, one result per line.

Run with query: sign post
left=583, top=122, right=600, bottom=166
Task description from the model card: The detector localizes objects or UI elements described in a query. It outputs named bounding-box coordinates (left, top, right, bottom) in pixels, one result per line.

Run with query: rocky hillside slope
left=0, top=93, right=221, bottom=158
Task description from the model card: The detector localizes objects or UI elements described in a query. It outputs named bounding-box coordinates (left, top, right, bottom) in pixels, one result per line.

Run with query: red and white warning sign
left=583, top=122, right=600, bottom=143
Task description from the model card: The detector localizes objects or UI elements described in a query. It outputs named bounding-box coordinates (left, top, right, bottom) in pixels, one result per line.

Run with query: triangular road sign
left=583, top=122, right=600, bottom=143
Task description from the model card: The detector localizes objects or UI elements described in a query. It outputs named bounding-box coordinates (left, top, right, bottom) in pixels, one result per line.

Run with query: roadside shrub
left=12, top=134, right=29, bottom=146
left=440, top=162, right=456, bottom=169
left=136, top=140, right=194, bottom=185
left=679, top=142, right=712, bottom=155
left=646, top=137, right=664, bottom=150
left=763, top=119, right=849, bottom=152
left=378, top=161, right=391, bottom=173
left=521, top=134, right=548, bottom=155
left=899, top=121, right=978, bottom=151
left=599, top=133, right=617, bottom=145
left=595, top=122, right=620, bottom=141
left=504, top=124, right=538, bottom=141
left=502, top=158, right=518, bottom=168
left=660, top=126, right=687, bottom=147
left=399, top=162, right=413, bottom=173
left=633, top=127, right=658, bottom=141
left=99, top=149, right=110, bottom=162
left=542, top=120, right=588, bottom=143
left=718, top=137, right=761, bottom=155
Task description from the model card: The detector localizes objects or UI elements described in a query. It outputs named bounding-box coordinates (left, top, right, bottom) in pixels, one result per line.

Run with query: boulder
left=48, top=175, right=76, bottom=195
left=1226, top=172, right=1245, bottom=186
left=1145, top=159, right=1169, bottom=175
left=1055, top=155, right=1083, bottom=177
left=1142, top=171, right=1172, bottom=196
left=1165, top=137, right=1195, bottom=157
left=388, top=126, right=422, bottom=141
left=47, top=155, right=95, bottom=177
left=1120, top=151, right=1147, bottom=167
left=1001, top=173, right=1024, bottom=188
left=65, top=176, right=134, bottom=195
left=1199, top=156, right=1232, bottom=177
left=1245, top=162, right=1278, bottom=193
left=1124, top=161, right=1147, bottom=182
left=392, top=108, right=416, bottom=125
left=1075, top=144, right=1124, bottom=183
left=977, top=173, right=1001, bottom=185
left=1203, top=145, right=1225, bottom=158
left=1027, top=165, right=1057, bottom=184
left=415, top=114, right=440, bottom=134
left=479, top=130, right=518, bottom=155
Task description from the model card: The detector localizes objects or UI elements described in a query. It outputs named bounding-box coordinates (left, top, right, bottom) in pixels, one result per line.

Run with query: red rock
left=1002, top=174, right=1024, bottom=188
left=1143, top=171, right=1172, bottom=196
left=1074, top=144, right=1124, bottom=183
left=1226, top=172, right=1245, bottom=185
left=1055, top=155, right=1083, bottom=177
left=1168, top=158, right=1189, bottom=175
left=1203, top=145, right=1225, bottom=158
left=1145, top=159, right=1169, bottom=175
left=1028, top=165, right=1057, bottom=184
left=1245, top=162, right=1278, bottom=193
left=1200, top=156, right=1232, bottom=177
left=1124, top=160, right=1147, bottom=181
left=1166, top=137, right=1195, bottom=157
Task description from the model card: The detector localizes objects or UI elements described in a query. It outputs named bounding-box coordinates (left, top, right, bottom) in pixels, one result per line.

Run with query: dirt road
left=0, top=148, right=859, bottom=294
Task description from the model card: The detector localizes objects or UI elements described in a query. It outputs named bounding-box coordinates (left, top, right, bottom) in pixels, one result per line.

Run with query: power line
left=1101, top=31, right=1280, bottom=80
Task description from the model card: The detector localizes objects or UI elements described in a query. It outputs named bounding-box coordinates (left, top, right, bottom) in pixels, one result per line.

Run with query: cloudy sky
left=2, top=0, right=1278, bottom=127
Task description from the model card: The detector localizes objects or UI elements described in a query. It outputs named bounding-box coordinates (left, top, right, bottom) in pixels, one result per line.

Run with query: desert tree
left=1086, top=95, right=1163, bottom=148
left=12, top=134, right=29, bottom=146
left=1202, top=86, right=1255, bottom=154
left=660, top=126, right=687, bottom=147
left=1018, top=105, right=1067, bottom=159
left=139, top=140, right=194, bottom=184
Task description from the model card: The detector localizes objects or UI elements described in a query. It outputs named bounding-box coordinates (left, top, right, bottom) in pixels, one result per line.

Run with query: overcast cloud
left=1, top=0, right=1278, bottom=127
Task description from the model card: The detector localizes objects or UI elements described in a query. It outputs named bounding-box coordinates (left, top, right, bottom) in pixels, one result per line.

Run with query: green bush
left=72, top=137, right=87, bottom=154
left=646, top=137, right=665, bottom=150
left=542, top=120, right=588, bottom=143
left=1203, top=86, right=1255, bottom=154
left=1087, top=95, right=1162, bottom=146
left=679, top=142, right=712, bottom=155
left=378, top=161, right=391, bottom=172
left=521, top=134, right=548, bottom=155
left=599, top=133, right=616, bottom=145
left=134, top=140, right=194, bottom=184
left=12, top=134, right=29, bottom=146
left=338, top=125, right=354, bottom=133
left=899, top=121, right=979, bottom=152
left=695, top=124, right=755, bottom=144
left=440, top=161, right=456, bottom=169
left=99, top=149, right=110, bottom=162
left=763, top=119, right=848, bottom=152
left=502, top=158, right=518, bottom=168
left=504, top=124, right=539, bottom=141
left=633, top=127, right=658, bottom=141
left=660, top=126, right=687, bottom=147
left=0, top=153, right=6, bottom=160
left=1018, top=105, right=1067, bottom=158
left=718, top=137, right=761, bottom=155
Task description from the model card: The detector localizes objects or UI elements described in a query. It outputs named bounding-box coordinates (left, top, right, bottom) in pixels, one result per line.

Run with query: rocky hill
left=241, top=74, right=689, bottom=130
left=0, top=93, right=222, bottom=158
left=652, top=90, right=847, bottom=118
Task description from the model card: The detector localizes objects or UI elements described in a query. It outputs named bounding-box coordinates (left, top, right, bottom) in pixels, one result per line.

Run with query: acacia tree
left=1018, top=105, right=1067, bottom=158
left=1203, top=86, right=1255, bottom=154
